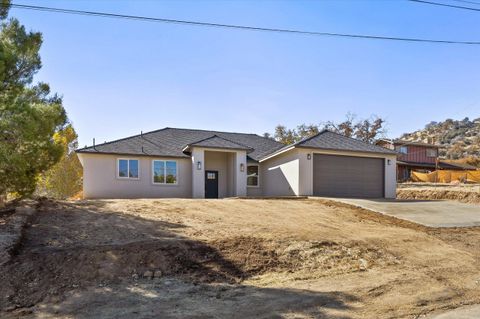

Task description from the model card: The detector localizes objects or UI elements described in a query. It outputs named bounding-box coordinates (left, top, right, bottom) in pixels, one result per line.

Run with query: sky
left=8, top=0, right=480, bottom=147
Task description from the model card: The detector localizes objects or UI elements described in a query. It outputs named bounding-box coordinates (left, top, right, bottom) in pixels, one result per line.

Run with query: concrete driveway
left=325, top=198, right=480, bottom=228
left=427, top=304, right=480, bottom=318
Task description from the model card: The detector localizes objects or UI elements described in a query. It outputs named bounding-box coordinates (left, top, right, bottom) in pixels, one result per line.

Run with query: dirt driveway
left=1, top=198, right=480, bottom=318
left=328, top=198, right=480, bottom=227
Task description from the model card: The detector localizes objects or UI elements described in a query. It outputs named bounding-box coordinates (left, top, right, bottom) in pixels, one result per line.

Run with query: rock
left=359, top=259, right=369, bottom=271
left=143, top=270, right=153, bottom=279
left=131, top=273, right=139, bottom=280
left=153, top=270, right=162, bottom=278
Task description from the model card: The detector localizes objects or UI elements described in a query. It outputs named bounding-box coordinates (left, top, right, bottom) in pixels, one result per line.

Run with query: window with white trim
left=118, top=159, right=139, bottom=179
left=247, top=165, right=259, bottom=187
left=153, top=160, right=177, bottom=184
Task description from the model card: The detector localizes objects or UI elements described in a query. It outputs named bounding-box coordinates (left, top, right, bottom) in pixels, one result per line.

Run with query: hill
left=399, top=117, right=480, bottom=160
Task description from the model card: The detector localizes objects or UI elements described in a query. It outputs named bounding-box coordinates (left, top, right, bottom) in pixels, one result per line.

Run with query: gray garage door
left=313, top=154, right=384, bottom=198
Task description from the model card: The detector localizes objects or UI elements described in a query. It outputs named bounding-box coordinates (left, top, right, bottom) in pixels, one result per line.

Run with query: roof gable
left=296, top=130, right=397, bottom=154
left=260, top=130, right=397, bottom=161
left=185, top=135, right=253, bottom=152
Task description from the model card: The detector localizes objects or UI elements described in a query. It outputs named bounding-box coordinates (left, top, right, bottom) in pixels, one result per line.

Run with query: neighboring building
left=76, top=128, right=397, bottom=199
left=376, top=139, right=476, bottom=181
left=376, top=139, right=439, bottom=181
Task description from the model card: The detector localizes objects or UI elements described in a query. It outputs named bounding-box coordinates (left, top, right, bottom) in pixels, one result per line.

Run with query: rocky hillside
left=400, top=117, right=480, bottom=159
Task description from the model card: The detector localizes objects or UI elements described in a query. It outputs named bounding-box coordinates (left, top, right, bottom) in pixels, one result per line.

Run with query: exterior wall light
left=197, top=161, right=202, bottom=170
left=307, top=154, right=312, bottom=160
left=240, top=163, right=245, bottom=172
left=387, top=159, right=392, bottom=165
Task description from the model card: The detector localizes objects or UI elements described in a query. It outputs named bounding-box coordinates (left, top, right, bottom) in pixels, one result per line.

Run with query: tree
left=323, top=113, right=356, bottom=138
left=296, top=124, right=320, bottom=140
left=0, top=1, right=68, bottom=202
left=268, top=114, right=387, bottom=145
left=274, top=125, right=296, bottom=145
left=262, top=132, right=272, bottom=139
left=36, top=124, right=82, bottom=199
left=353, top=116, right=386, bottom=143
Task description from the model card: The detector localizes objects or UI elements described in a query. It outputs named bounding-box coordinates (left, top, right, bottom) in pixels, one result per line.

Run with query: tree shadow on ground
left=0, top=199, right=357, bottom=318
left=23, top=281, right=357, bottom=319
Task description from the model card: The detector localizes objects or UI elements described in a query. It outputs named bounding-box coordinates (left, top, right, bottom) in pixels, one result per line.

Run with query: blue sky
left=9, top=0, right=480, bottom=147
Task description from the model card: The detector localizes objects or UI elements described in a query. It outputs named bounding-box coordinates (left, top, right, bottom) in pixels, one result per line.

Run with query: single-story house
left=76, top=127, right=397, bottom=199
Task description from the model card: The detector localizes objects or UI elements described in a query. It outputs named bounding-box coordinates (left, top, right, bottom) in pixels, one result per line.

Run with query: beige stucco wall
left=190, top=147, right=247, bottom=198
left=78, top=146, right=396, bottom=199
left=261, top=148, right=397, bottom=198
left=191, top=148, right=205, bottom=198
left=204, top=151, right=232, bottom=198
left=227, top=153, right=236, bottom=197
left=261, top=149, right=300, bottom=196
left=78, top=153, right=192, bottom=199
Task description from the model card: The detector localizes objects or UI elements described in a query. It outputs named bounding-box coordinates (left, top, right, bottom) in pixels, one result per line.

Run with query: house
left=76, top=128, right=397, bottom=199
left=376, top=139, right=476, bottom=181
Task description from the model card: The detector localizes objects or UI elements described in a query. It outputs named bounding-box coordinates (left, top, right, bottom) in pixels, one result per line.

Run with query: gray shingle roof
left=260, top=130, right=396, bottom=160
left=296, top=130, right=397, bottom=154
left=186, top=135, right=253, bottom=151
left=76, top=127, right=284, bottom=161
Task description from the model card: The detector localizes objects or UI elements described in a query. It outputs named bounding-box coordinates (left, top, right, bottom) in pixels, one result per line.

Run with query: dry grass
left=1, top=198, right=480, bottom=318
left=398, top=183, right=480, bottom=204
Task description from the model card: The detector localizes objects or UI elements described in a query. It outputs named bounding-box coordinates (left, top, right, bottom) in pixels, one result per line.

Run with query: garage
left=259, top=130, right=397, bottom=199
left=313, top=154, right=384, bottom=198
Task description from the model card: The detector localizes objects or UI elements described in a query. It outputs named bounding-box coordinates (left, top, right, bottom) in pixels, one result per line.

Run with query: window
left=153, top=160, right=177, bottom=184
left=247, top=165, right=259, bottom=187
left=426, top=148, right=436, bottom=158
left=396, top=146, right=408, bottom=154
left=207, top=172, right=216, bottom=179
left=117, top=159, right=139, bottom=179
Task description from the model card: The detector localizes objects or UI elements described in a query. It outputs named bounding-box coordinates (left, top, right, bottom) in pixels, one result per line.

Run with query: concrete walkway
left=427, top=305, right=480, bottom=318
left=324, top=198, right=480, bottom=227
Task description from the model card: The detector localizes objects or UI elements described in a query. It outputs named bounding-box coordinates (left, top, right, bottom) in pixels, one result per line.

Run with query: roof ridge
left=323, top=130, right=398, bottom=151
left=76, top=127, right=170, bottom=151
left=188, top=134, right=253, bottom=149
left=76, top=127, right=283, bottom=152
left=167, top=127, right=259, bottom=136
left=294, top=129, right=330, bottom=146
left=213, top=134, right=254, bottom=149
left=187, top=134, right=219, bottom=146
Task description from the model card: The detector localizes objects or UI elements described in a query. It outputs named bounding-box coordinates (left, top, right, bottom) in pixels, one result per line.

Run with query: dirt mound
left=397, top=189, right=480, bottom=204
left=0, top=235, right=399, bottom=310
left=0, top=239, right=240, bottom=309
left=215, top=237, right=400, bottom=279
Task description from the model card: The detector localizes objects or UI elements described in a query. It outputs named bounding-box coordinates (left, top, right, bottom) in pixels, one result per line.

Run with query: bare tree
left=353, top=116, right=386, bottom=143
left=323, top=113, right=356, bottom=138
left=268, top=114, right=387, bottom=145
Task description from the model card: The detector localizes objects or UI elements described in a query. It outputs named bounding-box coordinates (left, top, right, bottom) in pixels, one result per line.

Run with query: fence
left=411, top=170, right=480, bottom=183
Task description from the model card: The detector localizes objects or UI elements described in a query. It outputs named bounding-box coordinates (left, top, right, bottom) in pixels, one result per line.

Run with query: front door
left=205, top=170, right=219, bottom=198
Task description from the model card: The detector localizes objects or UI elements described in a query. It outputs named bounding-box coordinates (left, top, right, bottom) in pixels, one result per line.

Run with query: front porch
left=191, top=148, right=247, bottom=198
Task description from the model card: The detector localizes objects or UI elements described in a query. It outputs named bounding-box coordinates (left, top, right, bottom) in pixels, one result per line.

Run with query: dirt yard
left=397, top=183, right=480, bottom=204
left=1, top=198, right=480, bottom=318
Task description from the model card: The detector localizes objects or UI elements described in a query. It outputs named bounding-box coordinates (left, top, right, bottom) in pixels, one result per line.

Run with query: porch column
left=191, top=147, right=205, bottom=198
left=235, top=151, right=247, bottom=197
